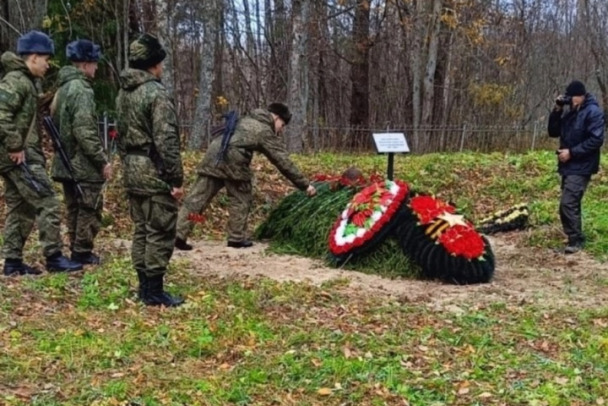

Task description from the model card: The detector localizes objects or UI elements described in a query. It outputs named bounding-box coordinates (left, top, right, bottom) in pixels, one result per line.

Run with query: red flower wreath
left=437, top=224, right=486, bottom=260
left=408, top=195, right=485, bottom=260
left=409, top=195, right=456, bottom=225
left=328, top=179, right=409, bottom=256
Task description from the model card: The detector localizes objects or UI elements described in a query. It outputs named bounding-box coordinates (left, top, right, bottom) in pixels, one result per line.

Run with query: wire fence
left=98, top=114, right=559, bottom=155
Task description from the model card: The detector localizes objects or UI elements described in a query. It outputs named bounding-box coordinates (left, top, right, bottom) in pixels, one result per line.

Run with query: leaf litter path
left=169, top=233, right=608, bottom=310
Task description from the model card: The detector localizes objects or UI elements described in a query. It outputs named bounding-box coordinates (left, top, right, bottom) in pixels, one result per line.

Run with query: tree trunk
left=155, top=0, right=175, bottom=96
left=348, top=0, right=371, bottom=148
left=421, top=0, right=442, bottom=128
left=190, top=0, right=219, bottom=150
left=440, top=30, right=455, bottom=150
left=268, top=0, right=288, bottom=102
left=1, top=0, right=47, bottom=51
left=287, top=0, right=310, bottom=152
left=408, top=0, right=424, bottom=151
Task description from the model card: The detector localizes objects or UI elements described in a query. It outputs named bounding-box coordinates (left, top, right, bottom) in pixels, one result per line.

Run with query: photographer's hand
left=557, top=149, right=571, bottom=163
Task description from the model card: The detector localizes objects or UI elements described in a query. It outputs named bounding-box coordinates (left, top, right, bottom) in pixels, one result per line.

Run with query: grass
left=1, top=260, right=607, bottom=405
left=1, top=150, right=608, bottom=405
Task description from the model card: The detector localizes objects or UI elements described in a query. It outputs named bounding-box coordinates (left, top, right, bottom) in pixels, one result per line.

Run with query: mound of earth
left=144, top=232, right=608, bottom=310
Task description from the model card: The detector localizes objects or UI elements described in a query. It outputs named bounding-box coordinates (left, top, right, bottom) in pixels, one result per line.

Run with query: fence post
left=531, top=121, right=538, bottom=151
left=459, top=123, right=467, bottom=152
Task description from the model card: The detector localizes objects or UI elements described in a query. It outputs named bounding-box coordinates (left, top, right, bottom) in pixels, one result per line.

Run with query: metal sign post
left=372, top=132, right=409, bottom=180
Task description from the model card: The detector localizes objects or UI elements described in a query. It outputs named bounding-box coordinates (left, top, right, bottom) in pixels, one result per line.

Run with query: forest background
left=1, top=0, right=608, bottom=153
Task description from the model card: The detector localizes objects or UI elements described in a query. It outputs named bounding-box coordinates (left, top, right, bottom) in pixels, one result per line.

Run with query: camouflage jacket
left=115, top=68, right=183, bottom=196
left=51, top=65, right=108, bottom=183
left=199, top=109, right=309, bottom=190
left=0, top=52, right=45, bottom=173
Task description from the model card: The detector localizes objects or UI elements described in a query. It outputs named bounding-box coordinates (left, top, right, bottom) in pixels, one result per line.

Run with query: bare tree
left=190, top=0, right=220, bottom=149
left=286, top=0, right=310, bottom=152
left=348, top=0, right=371, bottom=146
left=0, top=0, right=47, bottom=51
left=155, top=0, right=176, bottom=95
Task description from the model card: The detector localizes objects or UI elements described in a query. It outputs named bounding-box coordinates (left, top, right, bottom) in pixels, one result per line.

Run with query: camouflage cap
left=128, top=34, right=166, bottom=70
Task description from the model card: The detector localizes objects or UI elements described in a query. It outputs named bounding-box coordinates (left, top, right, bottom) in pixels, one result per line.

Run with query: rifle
left=42, top=115, right=84, bottom=198
left=19, top=162, right=43, bottom=193
left=215, top=110, right=239, bottom=165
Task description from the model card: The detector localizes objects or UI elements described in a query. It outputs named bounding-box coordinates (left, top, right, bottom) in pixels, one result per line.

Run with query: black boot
left=46, top=252, right=83, bottom=273
left=136, top=270, right=148, bottom=300
left=71, top=251, right=101, bottom=265
left=227, top=240, right=253, bottom=248
left=142, top=274, right=184, bottom=307
left=175, top=237, right=193, bottom=251
left=3, top=259, right=42, bottom=276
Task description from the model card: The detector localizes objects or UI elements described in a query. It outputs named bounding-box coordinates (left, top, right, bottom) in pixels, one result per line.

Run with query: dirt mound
left=162, top=233, right=608, bottom=310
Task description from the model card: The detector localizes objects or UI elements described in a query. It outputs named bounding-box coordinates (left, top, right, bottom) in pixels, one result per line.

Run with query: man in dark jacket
left=174, top=103, right=316, bottom=250
left=548, top=80, right=604, bottom=253
left=51, top=39, right=112, bottom=265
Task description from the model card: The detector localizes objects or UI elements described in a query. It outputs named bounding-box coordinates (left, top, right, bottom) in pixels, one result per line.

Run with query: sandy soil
left=161, top=233, right=608, bottom=310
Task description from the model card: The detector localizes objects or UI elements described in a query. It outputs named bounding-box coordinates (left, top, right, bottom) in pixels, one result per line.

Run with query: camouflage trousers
left=176, top=175, right=252, bottom=243
left=1, top=164, right=63, bottom=259
left=61, top=181, right=104, bottom=254
left=129, top=193, right=178, bottom=277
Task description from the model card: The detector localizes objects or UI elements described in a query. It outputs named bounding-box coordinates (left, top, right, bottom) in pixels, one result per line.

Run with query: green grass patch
left=3, top=267, right=607, bottom=405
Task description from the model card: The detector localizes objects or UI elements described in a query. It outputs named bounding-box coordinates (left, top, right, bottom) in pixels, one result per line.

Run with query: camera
left=555, top=95, right=572, bottom=107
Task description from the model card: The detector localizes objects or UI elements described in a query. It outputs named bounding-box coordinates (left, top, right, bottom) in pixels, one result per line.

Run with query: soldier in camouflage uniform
left=0, top=31, right=83, bottom=275
left=115, top=34, right=185, bottom=307
left=175, top=103, right=316, bottom=251
left=51, top=39, right=112, bottom=265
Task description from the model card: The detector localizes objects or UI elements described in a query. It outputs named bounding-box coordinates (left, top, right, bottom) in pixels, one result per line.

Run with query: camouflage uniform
left=115, top=68, right=183, bottom=278
left=0, top=52, right=63, bottom=260
left=176, top=109, right=309, bottom=243
left=51, top=65, right=108, bottom=256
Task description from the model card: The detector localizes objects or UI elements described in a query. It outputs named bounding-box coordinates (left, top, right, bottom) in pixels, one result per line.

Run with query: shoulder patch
left=0, top=87, right=17, bottom=104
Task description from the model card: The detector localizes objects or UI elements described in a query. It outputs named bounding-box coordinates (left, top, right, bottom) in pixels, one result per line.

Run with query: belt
left=126, top=145, right=151, bottom=156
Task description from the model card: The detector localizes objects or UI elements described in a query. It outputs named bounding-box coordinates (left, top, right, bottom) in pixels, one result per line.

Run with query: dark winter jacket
left=548, top=93, right=604, bottom=176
